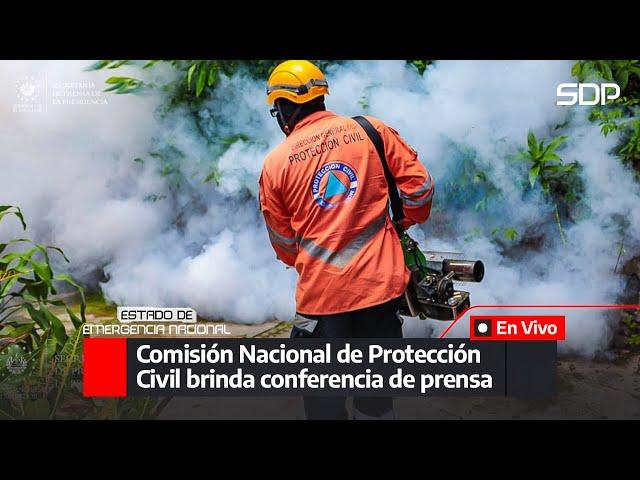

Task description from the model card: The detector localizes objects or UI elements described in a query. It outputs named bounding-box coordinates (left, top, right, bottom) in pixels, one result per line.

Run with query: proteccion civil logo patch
left=311, top=162, right=358, bottom=209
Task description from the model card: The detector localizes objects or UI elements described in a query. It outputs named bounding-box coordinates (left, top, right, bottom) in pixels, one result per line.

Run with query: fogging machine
left=400, top=234, right=484, bottom=320
left=353, top=115, right=485, bottom=321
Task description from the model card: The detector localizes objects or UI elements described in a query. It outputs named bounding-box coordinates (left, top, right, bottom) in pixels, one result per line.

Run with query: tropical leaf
left=50, top=327, right=83, bottom=419
left=529, top=165, right=541, bottom=187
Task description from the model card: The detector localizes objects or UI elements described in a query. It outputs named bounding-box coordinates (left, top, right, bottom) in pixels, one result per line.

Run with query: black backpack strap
left=352, top=115, right=404, bottom=223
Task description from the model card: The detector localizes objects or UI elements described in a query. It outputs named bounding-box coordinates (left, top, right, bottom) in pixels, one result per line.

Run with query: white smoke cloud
left=1, top=60, right=637, bottom=354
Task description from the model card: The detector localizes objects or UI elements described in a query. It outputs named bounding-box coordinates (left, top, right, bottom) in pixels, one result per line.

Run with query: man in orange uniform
left=259, top=60, right=434, bottom=419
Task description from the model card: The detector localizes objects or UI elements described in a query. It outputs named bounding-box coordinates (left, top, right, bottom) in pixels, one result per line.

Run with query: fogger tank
left=400, top=234, right=485, bottom=320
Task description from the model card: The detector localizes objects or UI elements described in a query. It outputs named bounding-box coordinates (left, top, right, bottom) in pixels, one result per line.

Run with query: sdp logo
left=556, top=83, right=620, bottom=106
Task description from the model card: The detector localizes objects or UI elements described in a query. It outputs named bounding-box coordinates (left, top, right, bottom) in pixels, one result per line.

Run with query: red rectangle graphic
left=83, top=337, right=127, bottom=397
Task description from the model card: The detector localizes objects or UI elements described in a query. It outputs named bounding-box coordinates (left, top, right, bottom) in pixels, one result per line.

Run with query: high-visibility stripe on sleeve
left=401, top=186, right=435, bottom=207
left=274, top=243, right=298, bottom=254
left=399, top=175, right=433, bottom=201
left=297, top=211, right=387, bottom=269
left=266, top=224, right=296, bottom=246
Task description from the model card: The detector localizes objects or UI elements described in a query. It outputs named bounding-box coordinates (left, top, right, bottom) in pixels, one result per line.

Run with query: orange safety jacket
left=259, top=111, right=434, bottom=315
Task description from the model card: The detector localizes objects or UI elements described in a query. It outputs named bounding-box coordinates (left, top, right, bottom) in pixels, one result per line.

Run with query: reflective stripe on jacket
left=259, top=111, right=434, bottom=315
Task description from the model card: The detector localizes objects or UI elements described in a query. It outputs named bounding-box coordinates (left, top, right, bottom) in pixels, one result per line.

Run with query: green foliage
left=622, top=314, right=640, bottom=346
left=573, top=60, right=640, bottom=176
left=572, top=60, right=640, bottom=92
left=515, top=132, right=585, bottom=244
left=91, top=59, right=340, bottom=100
left=590, top=107, right=627, bottom=136
left=0, top=206, right=85, bottom=418
left=358, top=82, right=382, bottom=112
left=203, top=169, right=221, bottom=186
left=0, top=206, right=86, bottom=340
left=104, top=76, right=146, bottom=94
left=618, top=119, right=640, bottom=168
left=0, top=207, right=168, bottom=419
left=85, top=60, right=132, bottom=71
left=0, top=205, right=26, bottom=230
left=492, top=227, right=518, bottom=242
left=407, top=60, right=434, bottom=75
left=90, top=60, right=340, bottom=202
left=432, top=141, right=526, bottom=243
left=436, top=142, right=501, bottom=212
left=517, top=132, right=582, bottom=201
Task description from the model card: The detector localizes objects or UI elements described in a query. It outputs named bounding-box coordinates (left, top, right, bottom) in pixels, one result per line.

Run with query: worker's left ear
left=274, top=100, right=289, bottom=136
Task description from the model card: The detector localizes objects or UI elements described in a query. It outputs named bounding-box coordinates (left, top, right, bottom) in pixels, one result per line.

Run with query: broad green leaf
left=104, top=77, right=143, bottom=95
left=616, top=69, right=629, bottom=91
left=0, top=272, right=24, bottom=297
left=529, top=165, right=541, bottom=187
left=108, top=60, right=130, bottom=69
left=104, top=83, right=122, bottom=93
left=0, top=249, right=34, bottom=267
left=54, top=274, right=86, bottom=322
left=547, top=135, right=568, bottom=152
left=24, top=304, right=49, bottom=330
left=7, top=324, right=33, bottom=338
left=32, top=260, right=52, bottom=285
left=0, top=325, right=14, bottom=335
left=43, top=308, right=68, bottom=346
left=527, top=131, right=537, bottom=155
left=105, top=76, right=135, bottom=84
left=571, top=62, right=581, bottom=78
left=544, top=152, right=562, bottom=163
left=196, top=68, right=207, bottom=97
left=26, top=281, right=49, bottom=301
left=66, top=307, right=83, bottom=329
left=0, top=206, right=26, bottom=230
left=4, top=238, right=68, bottom=263
left=85, top=60, right=112, bottom=71
left=187, top=63, right=197, bottom=90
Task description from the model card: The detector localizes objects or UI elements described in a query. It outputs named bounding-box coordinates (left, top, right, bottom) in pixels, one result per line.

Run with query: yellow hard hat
left=266, top=60, right=329, bottom=105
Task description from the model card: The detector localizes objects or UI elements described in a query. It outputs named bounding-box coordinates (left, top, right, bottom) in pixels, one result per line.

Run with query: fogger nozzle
left=443, top=259, right=485, bottom=282
left=423, top=252, right=485, bottom=283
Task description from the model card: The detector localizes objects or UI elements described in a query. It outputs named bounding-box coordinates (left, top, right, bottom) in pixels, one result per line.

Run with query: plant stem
left=554, top=203, right=567, bottom=245
left=614, top=233, right=625, bottom=273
